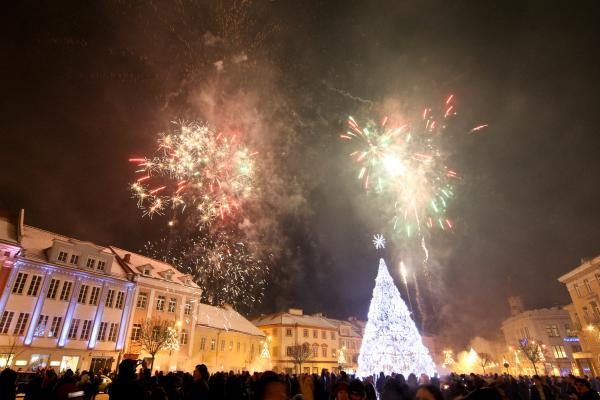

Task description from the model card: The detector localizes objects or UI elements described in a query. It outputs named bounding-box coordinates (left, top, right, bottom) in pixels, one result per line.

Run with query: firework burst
left=341, top=96, right=459, bottom=240
left=144, top=228, right=269, bottom=314
left=129, top=121, right=256, bottom=224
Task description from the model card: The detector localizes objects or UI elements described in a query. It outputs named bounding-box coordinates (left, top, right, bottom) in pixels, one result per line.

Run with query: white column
left=146, top=288, right=155, bottom=319
left=0, top=260, right=21, bottom=316
left=58, top=277, right=83, bottom=347
left=24, top=270, right=53, bottom=345
left=88, top=283, right=108, bottom=349
left=115, top=284, right=135, bottom=351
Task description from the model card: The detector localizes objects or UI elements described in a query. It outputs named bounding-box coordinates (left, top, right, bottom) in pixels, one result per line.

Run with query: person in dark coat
left=530, top=376, right=554, bottom=400
left=574, top=378, right=600, bottom=400
left=109, top=360, right=146, bottom=400
left=0, top=368, right=17, bottom=400
left=184, top=364, right=210, bottom=400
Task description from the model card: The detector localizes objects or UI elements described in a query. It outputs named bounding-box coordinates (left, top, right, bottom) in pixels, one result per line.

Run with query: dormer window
left=97, top=261, right=106, bottom=271
left=143, top=268, right=151, bottom=276
left=137, top=263, right=154, bottom=277
left=70, top=254, right=79, bottom=265
left=86, top=258, right=96, bottom=268
left=165, top=272, right=173, bottom=281
left=57, top=251, right=68, bottom=262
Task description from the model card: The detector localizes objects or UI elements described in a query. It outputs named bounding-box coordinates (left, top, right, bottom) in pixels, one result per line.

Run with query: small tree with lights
left=290, top=343, right=312, bottom=373
left=136, top=317, right=176, bottom=370
left=478, top=352, right=493, bottom=374
left=518, top=338, right=547, bottom=375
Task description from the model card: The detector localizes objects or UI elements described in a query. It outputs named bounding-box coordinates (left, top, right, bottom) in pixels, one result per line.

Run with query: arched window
left=312, top=343, right=319, bottom=357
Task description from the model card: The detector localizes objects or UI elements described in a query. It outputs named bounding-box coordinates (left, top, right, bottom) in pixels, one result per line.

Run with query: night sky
left=2, top=1, right=600, bottom=346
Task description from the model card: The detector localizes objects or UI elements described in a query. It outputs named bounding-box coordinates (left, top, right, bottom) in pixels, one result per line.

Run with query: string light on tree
left=442, top=349, right=455, bottom=368
left=357, top=258, right=436, bottom=377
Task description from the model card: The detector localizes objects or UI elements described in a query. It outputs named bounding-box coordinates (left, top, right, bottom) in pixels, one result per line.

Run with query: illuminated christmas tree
left=357, top=258, right=437, bottom=377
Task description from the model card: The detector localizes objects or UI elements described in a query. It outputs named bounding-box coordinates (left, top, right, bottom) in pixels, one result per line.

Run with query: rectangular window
left=80, top=320, right=92, bottom=340
left=156, top=295, right=165, bottom=311
left=221, top=340, right=225, bottom=351
left=303, top=329, right=308, bottom=337
left=89, top=287, right=100, bottom=305
left=58, top=251, right=68, bottom=262
left=48, top=317, right=62, bottom=337
left=286, top=328, right=293, bottom=337
left=86, top=258, right=96, bottom=268
left=322, top=346, right=327, bottom=357
left=181, top=330, right=188, bottom=345
left=78, top=285, right=89, bottom=304
left=59, top=281, right=73, bottom=301
left=12, top=272, right=28, bottom=294
left=313, top=329, right=318, bottom=338
left=68, top=319, right=80, bottom=339
left=108, top=323, right=119, bottom=342
left=322, top=330, right=326, bottom=339
left=575, top=284, right=583, bottom=297
left=137, top=293, right=148, bottom=308
left=97, top=261, right=106, bottom=271
left=168, top=297, right=177, bottom=313
left=210, top=338, right=216, bottom=351
left=200, top=337, right=206, bottom=350
left=131, top=324, right=141, bottom=341
left=115, top=292, right=125, bottom=310
left=584, top=279, right=593, bottom=294
left=27, top=275, right=42, bottom=296
left=237, top=342, right=241, bottom=352
left=229, top=341, right=233, bottom=351
left=330, top=332, right=336, bottom=340
left=0, top=311, right=14, bottom=334
left=286, top=346, right=293, bottom=356
left=97, top=322, right=108, bottom=341
left=34, top=315, right=49, bottom=337
left=312, top=345, right=318, bottom=357
left=47, top=279, right=60, bottom=299
left=105, top=290, right=115, bottom=308
left=184, top=301, right=192, bottom=315
left=552, top=345, right=568, bottom=359
left=546, top=325, right=560, bottom=337
left=70, top=254, right=79, bottom=265
left=13, top=313, right=30, bottom=336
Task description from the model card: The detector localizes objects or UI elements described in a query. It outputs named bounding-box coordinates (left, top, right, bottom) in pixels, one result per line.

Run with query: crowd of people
left=2, top=361, right=600, bottom=400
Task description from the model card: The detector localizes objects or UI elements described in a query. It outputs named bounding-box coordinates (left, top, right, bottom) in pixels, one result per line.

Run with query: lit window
left=70, top=254, right=79, bottom=265
left=131, top=324, right=141, bottom=341
left=168, top=297, right=177, bottom=313
left=57, top=251, right=68, bottom=262
left=181, top=330, right=188, bottom=345
left=137, top=293, right=148, bottom=308
left=86, top=258, right=96, bottom=269
left=97, top=261, right=106, bottom=271
left=210, top=338, right=216, bottom=351
left=12, top=272, right=28, bottom=294
left=27, top=276, right=42, bottom=296
left=156, top=295, right=165, bottom=311
left=184, top=300, right=192, bottom=315
left=552, top=345, right=568, bottom=359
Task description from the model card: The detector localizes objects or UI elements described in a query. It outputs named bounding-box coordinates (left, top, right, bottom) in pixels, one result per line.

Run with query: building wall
left=259, top=323, right=340, bottom=374
left=501, top=308, right=576, bottom=375
left=558, top=256, right=600, bottom=375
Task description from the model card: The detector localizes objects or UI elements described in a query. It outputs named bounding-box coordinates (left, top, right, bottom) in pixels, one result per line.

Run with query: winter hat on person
left=349, top=379, right=366, bottom=397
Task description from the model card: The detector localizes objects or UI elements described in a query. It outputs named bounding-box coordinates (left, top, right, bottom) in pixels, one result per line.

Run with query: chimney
left=123, top=253, right=131, bottom=263
left=508, top=296, right=524, bottom=316
left=288, top=308, right=303, bottom=316
left=17, top=209, right=25, bottom=242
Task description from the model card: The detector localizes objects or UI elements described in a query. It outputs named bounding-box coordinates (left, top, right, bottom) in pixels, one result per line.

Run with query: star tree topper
left=373, top=234, right=386, bottom=249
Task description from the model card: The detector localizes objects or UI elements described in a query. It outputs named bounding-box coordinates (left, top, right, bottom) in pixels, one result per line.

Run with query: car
left=97, top=375, right=112, bottom=393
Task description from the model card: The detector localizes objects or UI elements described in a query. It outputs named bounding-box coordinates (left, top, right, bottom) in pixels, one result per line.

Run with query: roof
left=558, top=255, right=600, bottom=283
left=109, top=246, right=200, bottom=289
left=325, top=318, right=362, bottom=337
left=0, top=216, right=18, bottom=245
left=252, top=311, right=338, bottom=330
left=501, top=307, right=571, bottom=327
left=197, top=304, right=265, bottom=337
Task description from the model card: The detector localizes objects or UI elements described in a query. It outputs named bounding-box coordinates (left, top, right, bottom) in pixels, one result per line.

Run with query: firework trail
left=129, top=121, right=256, bottom=225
